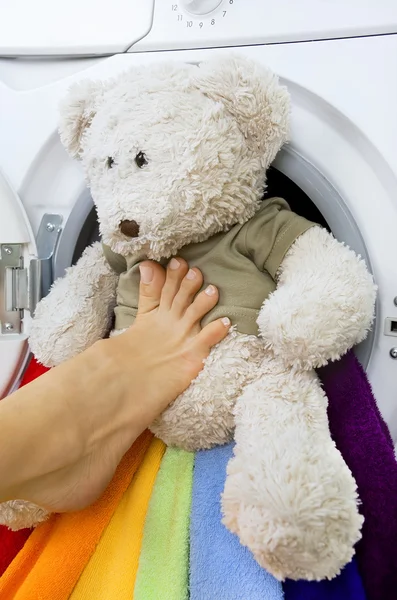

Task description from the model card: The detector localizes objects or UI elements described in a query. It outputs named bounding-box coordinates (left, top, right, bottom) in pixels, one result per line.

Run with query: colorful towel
left=0, top=430, right=153, bottom=600
left=318, top=350, right=397, bottom=600
left=134, top=447, right=194, bottom=600
left=70, top=437, right=165, bottom=599
left=0, top=358, right=48, bottom=576
left=0, top=527, right=32, bottom=578
left=190, top=443, right=283, bottom=600
left=19, top=357, right=49, bottom=386
left=2, top=353, right=393, bottom=600
left=283, top=558, right=366, bottom=599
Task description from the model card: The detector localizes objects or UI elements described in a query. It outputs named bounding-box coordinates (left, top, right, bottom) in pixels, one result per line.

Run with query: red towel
left=0, top=357, right=49, bottom=575
left=0, top=528, right=32, bottom=578
left=18, top=357, right=49, bottom=386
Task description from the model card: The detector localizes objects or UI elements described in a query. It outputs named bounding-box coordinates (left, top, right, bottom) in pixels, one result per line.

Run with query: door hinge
left=0, top=214, right=62, bottom=335
left=0, top=244, right=25, bottom=334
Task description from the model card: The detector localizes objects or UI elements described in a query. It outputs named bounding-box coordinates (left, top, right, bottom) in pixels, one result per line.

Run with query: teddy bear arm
left=257, top=226, right=377, bottom=369
left=222, top=356, right=362, bottom=581
left=29, top=242, right=119, bottom=367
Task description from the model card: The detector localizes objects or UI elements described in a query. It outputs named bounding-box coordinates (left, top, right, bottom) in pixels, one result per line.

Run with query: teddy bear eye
left=106, top=157, right=114, bottom=169
left=135, top=151, right=148, bottom=168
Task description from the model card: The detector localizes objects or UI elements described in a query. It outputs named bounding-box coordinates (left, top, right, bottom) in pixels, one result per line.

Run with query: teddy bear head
left=59, top=56, right=290, bottom=260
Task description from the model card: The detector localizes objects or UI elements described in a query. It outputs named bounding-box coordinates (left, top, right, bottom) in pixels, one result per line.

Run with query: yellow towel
left=70, top=437, right=166, bottom=599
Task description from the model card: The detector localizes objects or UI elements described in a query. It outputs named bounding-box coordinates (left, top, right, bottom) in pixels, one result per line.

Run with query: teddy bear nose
left=120, top=220, right=140, bottom=238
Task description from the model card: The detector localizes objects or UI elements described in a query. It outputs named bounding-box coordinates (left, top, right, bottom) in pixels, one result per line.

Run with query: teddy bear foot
left=0, top=499, right=49, bottom=531
left=221, top=356, right=363, bottom=581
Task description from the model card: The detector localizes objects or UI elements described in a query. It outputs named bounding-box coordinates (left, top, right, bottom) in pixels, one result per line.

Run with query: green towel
left=134, top=447, right=194, bottom=600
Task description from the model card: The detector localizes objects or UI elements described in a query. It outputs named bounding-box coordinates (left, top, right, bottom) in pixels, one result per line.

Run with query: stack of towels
left=0, top=352, right=396, bottom=600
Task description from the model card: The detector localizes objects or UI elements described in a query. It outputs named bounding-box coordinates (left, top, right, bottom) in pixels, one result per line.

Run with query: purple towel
left=318, top=351, right=397, bottom=600
left=283, top=558, right=366, bottom=600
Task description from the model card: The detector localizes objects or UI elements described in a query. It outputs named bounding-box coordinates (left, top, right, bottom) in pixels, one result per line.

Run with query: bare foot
left=14, top=259, right=229, bottom=513
left=118, top=257, right=231, bottom=414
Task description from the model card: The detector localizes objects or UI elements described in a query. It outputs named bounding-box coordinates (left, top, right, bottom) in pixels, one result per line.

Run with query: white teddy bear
left=1, top=56, right=376, bottom=581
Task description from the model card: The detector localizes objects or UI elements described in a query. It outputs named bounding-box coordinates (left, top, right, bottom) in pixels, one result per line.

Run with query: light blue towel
left=190, top=443, right=283, bottom=600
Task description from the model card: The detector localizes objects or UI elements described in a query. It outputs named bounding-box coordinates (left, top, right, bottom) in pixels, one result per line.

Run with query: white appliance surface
left=0, top=0, right=155, bottom=56
left=0, top=7, right=396, bottom=438
left=134, top=0, right=397, bottom=52
left=0, top=0, right=396, bottom=55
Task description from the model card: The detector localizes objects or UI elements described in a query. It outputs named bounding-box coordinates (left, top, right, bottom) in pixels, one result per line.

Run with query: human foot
left=117, top=257, right=231, bottom=414
left=5, top=260, right=229, bottom=514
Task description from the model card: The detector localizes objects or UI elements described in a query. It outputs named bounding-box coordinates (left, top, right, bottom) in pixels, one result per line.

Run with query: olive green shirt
left=103, top=197, right=315, bottom=336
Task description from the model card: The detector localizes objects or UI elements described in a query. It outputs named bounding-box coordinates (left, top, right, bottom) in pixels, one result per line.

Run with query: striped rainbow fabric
left=0, top=358, right=379, bottom=600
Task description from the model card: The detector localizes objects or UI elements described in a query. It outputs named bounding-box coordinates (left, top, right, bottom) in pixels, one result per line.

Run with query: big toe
left=137, top=261, right=166, bottom=314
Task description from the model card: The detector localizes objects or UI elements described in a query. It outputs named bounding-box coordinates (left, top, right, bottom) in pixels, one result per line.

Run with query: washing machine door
left=0, top=170, right=61, bottom=396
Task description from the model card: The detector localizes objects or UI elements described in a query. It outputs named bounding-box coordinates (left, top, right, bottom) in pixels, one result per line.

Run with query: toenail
left=139, top=265, right=154, bottom=284
left=169, top=258, right=180, bottom=270
left=186, top=269, right=196, bottom=280
left=205, top=285, right=216, bottom=296
left=222, top=317, right=231, bottom=327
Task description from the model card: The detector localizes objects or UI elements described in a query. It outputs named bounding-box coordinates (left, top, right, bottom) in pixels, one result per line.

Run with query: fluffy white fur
left=29, top=241, right=118, bottom=366
left=60, top=57, right=290, bottom=261
left=258, top=226, right=377, bottom=370
left=150, top=329, right=265, bottom=450
left=2, top=55, right=377, bottom=583
left=222, top=355, right=363, bottom=581
left=59, top=79, right=108, bottom=159
left=0, top=500, right=49, bottom=531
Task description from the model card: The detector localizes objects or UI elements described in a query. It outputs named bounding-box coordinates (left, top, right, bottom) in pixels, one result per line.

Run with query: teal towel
left=190, top=443, right=283, bottom=600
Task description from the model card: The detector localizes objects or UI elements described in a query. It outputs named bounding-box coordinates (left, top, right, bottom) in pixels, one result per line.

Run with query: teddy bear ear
left=193, top=55, right=291, bottom=166
left=59, top=79, right=107, bottom=159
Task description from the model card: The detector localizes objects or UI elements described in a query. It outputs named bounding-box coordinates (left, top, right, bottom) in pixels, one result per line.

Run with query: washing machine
left=0, top=1, right=396, bottom=441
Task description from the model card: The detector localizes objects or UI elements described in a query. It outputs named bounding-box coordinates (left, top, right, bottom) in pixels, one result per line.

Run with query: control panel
left=181, top=0, right=223, bottom=15
left=131, top=0, right=397, bottom=53
left=165, top=0, right=235, bottom=40
left=1, top=0, right=397, bottom=55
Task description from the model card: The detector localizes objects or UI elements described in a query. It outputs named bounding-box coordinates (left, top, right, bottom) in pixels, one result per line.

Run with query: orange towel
left=0, top=430, right=153, bottom=600
left=70, top=437, right=166, bottom=599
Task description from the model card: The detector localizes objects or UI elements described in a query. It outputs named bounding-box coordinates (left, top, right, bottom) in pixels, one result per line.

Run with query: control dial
left=181, top=0, right=223, bottom=16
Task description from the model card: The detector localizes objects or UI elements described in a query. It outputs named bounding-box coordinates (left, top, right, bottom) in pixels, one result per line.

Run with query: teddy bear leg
left=150, top=330, right=265, bottom=451
left=0, top=499, right=49, bottom=530
left=222, top=355, right=363, bottom=581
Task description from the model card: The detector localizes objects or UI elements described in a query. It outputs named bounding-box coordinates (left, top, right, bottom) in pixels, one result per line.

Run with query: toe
left=195, top=317, right=231, bottom=354
left=137, top=261, right=166, bottom=315
left=171, top=268, right=203, bottom=316
left=160, top=258, right=189, bottom=309
left=183, top=284, right=219, bottom=325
